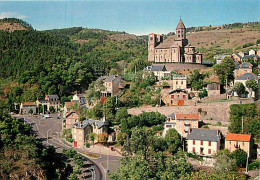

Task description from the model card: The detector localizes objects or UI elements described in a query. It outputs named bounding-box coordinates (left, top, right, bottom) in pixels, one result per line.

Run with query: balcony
left=184, top=123, right=190, bottom=126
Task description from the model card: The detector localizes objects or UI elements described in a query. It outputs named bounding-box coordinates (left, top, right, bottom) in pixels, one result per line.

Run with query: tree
left=98, top=133, right=108, bottom=143
left=89, top=133, right=96, bottom=145
left=115, top=107, right=129, bottom=123
left=165, top=129, right=181, bottom=154
left=116, top=132, right=128, bottom=145
left=29, top=109, right=33, bottom=114
left=246, top=79, right=258, bottom=97
left=231, top=149, right=247, bottom=167
left=49, top=106, right=55, bottom=113
left=109, top=156, right=153, bottom=180
left=213, top=57, right=235, bottom=85
left=109, top=68, right=119, bottom=75
left=233, top=82, right=245, bottom=97
left=214, top=153, right=237, bottom=172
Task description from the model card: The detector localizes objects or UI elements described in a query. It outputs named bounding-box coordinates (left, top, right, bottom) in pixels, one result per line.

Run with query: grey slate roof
left=236, top=73, right=258, bottom=80
left=73, top=119, right=109, bottom=129
left=77, top=94, right=86, bottom=98
left=168, top=113, right=175, bottom=120
left=234, top=53, right=242, bottom=59
left=235, top=62, right=253, bottom=69
left=201, top=60, right=213, bottom=65
left=96, top=76, right=107, bottom=82
left=169, top=88, right=188, bottom=94
left=144, top=65, right=167, bottom=72
left=46, top=95, right=59, bottom=100
left=104, top=75, right=120, bottom=82
left=242, top=54, right=260, bottom=59
left=186, top=128, right=220, bottom=142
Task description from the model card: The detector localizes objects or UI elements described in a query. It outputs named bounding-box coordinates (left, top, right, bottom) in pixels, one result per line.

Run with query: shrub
left=67, top=138, right=74, bottom=143
left=85, top=142, right=91, bottom=148
left=201, top=125, right=209, bottom=129
left=65, top=148, right=77, bottom=158
left=98, top=133, right=108, bottom=143
left=216, top=121, right=222, bottom=126
left=231, top=149, right=247, bottom=167
left=248, top=160, right=260, bottom=170
left=242, top=42, right=254, bottom=48
left=198, top=108, right=202, bottom=113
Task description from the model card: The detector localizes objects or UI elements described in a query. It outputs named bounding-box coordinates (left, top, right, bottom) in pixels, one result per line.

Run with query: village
left=14, top=20, right=260, bottom=177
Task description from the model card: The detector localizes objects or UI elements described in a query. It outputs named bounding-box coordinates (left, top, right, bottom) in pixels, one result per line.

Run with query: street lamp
left=47, top=129, right=51, bottom=144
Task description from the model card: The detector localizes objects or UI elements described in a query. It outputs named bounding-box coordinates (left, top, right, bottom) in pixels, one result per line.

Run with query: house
left=234, top=62, right=253, bottom=79
left=45, top=95, right=60, bottom=110
left=143, top=64, right=171, bottom=81
left=162, top=89, right=189, bottom=106
left=232, top=53, right=242, bottom=62
left=148, top=19, right=202, bottom=63
left=163, top=113, right=199, bottom=138
left=65, top=111, right=79, bottom=129
left=172, top=76, right=187, bottom=89
left=20, top=102, right=37, bottom=114
left=225, top=133, right=253, bottom=160
left=186, top=128, right=221, bottom=158
left=215, top=54, right=231, bottom=64
left=71, top=118, right=109, bottom=148
left=238, top=51, right=249, bottom=58
left=207, top=83, right=221, bottom=96
left=234, top=73, right=259, bottom=98
left=63, top=101, right=77, bottom=118
left=249, top=49, right=257, bottom=55
left=242, top=54, right=260, bottom=63
left=97, top=75, right=124, bottom=97
left=72, top=93, right=86, bottom=105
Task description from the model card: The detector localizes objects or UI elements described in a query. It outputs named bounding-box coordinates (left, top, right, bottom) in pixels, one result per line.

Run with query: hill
left=0, top=19, right=148, bottom=103
left=165, top=22, right=260, bottom=60
left=0, top=18, right=33, bottom=32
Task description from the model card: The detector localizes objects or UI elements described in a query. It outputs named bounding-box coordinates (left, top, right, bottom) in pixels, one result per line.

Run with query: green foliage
left=73, top=154, right=83, bottom=168
left=233, top=82, right=245, bottom=97
left=0, top=18, right=33, bottom=30
left=98, top=133, right=108, bottom=143
left=201, top=125, right=209, bottom=129
left=228, top=103, right=260, bottom=138
left=63, top=148, right=77, bottom=158
left=89, top=132, right=96, bottom=144
left=257, top=39, right=260, bottom=44
left=85, top=142, right=91, bottom=148
left=213, top=57, right=235, bottom=85
left=188, top=69, right=207, bottom=90
left=103, top=97, right=116, bottom=123
left=115, top=107, right=129, bottom=123
left=231, top=149, right=247, bottom=167
left=165, top=129, right=181, bottom=154
left=216, top=121, right=222, bottom=126
left=246, top=79, right=258, bottom=91
left=116, top=132, right=128, bottom=145
left=0, top=102, right=71, bottom=179
left=49, top=106, right=55, bottom=113
left=248, top=160, right=260, bottom=170
left=242, top=42, right=254, bottom=48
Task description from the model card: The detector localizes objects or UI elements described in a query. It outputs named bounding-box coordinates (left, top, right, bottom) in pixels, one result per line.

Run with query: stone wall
left=128, top=99, right=254, bottom=124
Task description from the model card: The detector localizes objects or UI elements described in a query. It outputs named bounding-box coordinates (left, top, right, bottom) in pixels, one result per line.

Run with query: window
left=193, top=140, right=195, bottom=145
left=201, top=140, right=203, bottom=145
left=208, top=149, right=211, bottom=154
left=171, top=95, right=174, bottom=99
left=229, top=141, right=231, bottom=145
left=209, top=141, right=211, bottom=146
left=183, top=95, right=186, bottom=99
left=242, top=142, right=245, bottom=146
left=166, top=125, right=172, bottom=128
left=181, top=81, right=183, bottom=85
left=176, top=81, right=178, bottom=85
left=193, top=147, right=195, bottom=152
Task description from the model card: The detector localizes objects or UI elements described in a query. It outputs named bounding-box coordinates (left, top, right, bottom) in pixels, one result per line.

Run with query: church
left=148, top=19, right=202, bottom=64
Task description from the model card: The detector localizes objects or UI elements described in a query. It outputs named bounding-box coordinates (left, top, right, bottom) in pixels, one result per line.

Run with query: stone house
left=163, top=113, right=199, bottom=138
left=148, top=19, right=202, bottom=63
left=225, top=133, right=253, bottom=160
left=207, top=83, right=221, bottom=96
left=20, top=102, right=37, bottom=114
left=65, top=111, right=79, bottom=129
left=232, top=53, right=242, bottom=62
left=234, top=62, right=253, bottom=79
left=63, top=101, right=77, bottom=118
left=162, top=89, right=189, bottom=106
left=242, top=54, right=260, bottom=63
left=234, top=73, right=259, bottom=98
left=72, top=93, right=86, bottom=105
left=143, top=65, right=171, bottom=81
left=215, top=54, right=231, bottom=64
left=45, top=95, right=60, bottom=110
left=172, top=76, right=187, bottom=89
left=71, top=119, right=109, bottom=148
left=249, top=49, right=257, bottom=55
left=186, top=128, right=221, bottom=158
left=97, top=75, right=124, bottom=97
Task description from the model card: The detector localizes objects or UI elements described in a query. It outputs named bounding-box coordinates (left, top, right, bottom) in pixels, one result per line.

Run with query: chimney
left=189, top=128, right=191, bottom=134
left=102, top=116, right=106, bottom=122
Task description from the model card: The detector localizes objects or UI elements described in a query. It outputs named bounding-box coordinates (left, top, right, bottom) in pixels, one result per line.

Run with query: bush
left=98, top=133, right=108, bottom=143
left=231, top=149, right=247, bottom=167
left=67, top=138, right=74, bottom=143
left=248, top=160, right=260, bottom=170
left=216, top=121, right=222, bottom=126
left=242, top=42, right=254, bottom=48
left=64, top=148, right=77, bottom=158
left=201, top=125, right=209, bottom=129
left=85, top=142, right=91, bottom=148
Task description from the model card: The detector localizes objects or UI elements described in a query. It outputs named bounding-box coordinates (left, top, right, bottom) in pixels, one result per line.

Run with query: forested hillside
left=0, top=18, right=148, bottom=104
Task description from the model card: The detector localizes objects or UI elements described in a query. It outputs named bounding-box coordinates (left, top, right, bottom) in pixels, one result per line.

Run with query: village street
left=13, top=114, right=121, bottom=180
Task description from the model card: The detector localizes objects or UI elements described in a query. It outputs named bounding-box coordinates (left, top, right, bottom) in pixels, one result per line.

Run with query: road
left=13, top=114, right=120, bottom=180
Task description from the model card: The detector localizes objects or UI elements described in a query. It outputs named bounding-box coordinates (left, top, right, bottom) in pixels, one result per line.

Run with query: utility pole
left=242, top=116, right=244, bottom=133
left=135, top=65, right=136, bottom=74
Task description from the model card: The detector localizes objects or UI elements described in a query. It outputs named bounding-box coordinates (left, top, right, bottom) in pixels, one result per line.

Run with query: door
left=74, top=141, right=77, bottom=147
left=177, top=100, right=184, bottom=106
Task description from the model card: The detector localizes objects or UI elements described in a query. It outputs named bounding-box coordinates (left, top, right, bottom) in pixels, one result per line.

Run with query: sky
left=0, top=0, right=259, bottom=35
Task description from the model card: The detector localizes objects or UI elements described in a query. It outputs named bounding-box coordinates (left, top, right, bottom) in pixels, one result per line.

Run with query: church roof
left=176, top=19, right=185, bottom=29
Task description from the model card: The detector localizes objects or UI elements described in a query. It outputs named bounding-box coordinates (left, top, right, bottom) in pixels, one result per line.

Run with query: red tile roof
left=225, top=133, right=251, bottom=142
left=23, top=102, right=36, bottom=106
left=176, top=114, right=199, bottom=120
